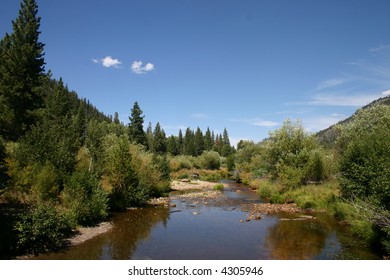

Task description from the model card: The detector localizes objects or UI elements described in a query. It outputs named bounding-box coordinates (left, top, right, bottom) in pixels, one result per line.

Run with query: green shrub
left=199, top=151, right=221, bottom=170
left=15, top=203, right=74, bottom=254
left=213, top=184, right=224, bottom=191
left=177, top=173, right=189, bottom=179
left=338, top=105, right=390, bottom=209
left=31, top=162, right=59, bottom=201
left=62, top=171, right=108, bottom=225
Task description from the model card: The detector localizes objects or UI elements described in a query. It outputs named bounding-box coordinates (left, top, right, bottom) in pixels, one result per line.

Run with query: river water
left=33, top=181, right=380, bottom=260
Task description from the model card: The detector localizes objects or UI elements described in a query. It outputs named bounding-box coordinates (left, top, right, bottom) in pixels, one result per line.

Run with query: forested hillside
left=316, top=95, right=390, bottom=146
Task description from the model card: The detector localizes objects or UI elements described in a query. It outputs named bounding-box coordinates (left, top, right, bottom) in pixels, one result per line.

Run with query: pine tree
left=146, top=122, right=153, bottom=150
left=194, top=127, right=204, bottom=156
left=184, top=128, right=195, bottom=156
left=152, top=122, right=167, bottom=154
left=0, top=0, right=45, bottom=140
left=167, top=135, right=179, bottom=156
left=113, top=112, right=120, bottom=124
left=128, top=101, right=147, bottom=146
left=204, top=127, right=213, bottom=151
left=177, top=129, right=184, bottom=155
left=221, top=128, right=232, bottom=156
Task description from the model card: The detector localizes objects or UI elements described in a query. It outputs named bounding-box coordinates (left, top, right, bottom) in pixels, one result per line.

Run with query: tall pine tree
left=0, top=0, right=45, bottom=140
left=128, top=101, right=147, bottom=146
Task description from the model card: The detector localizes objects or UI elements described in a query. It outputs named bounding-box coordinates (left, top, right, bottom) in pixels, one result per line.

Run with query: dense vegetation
left=233, top=105, right=390, bottom=256
left=1, top=0, right=389, bottom=258
left=0, top=0, right=235, bottom=257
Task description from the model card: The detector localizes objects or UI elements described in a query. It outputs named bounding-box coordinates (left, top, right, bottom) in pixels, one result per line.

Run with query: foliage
left=62, top=171, right=108, bottom=226
left=0, top=137, right=9, bottom=190
left=31, top=162, right=59, bottom=201
left=103, top=135, right=146, bottom=210
left=213, top=184, right=224, bottom=191
left=14, top=202, right=73, bottom=254
left=128, top=101, right=147, bottom=146
left=0, top=0, right=45, bottom=140
left=338, top=105, right=390, bottom=209
left=266, top=119, right=320, bottom=188
left=198, top=150, right=221, bottom=170
left=151, top=122, right=167, bottom=154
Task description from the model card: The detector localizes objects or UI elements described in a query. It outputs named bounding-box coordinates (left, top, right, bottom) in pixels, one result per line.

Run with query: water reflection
left=32, top=182, right=380, bottom=260
left=33, top=207, right=170, bottom=260
left=265, top=216, right=327, bottom=259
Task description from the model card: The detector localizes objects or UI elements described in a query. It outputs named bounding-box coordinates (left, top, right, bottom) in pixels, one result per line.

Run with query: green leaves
left=339, top=105, right=390, bottom=208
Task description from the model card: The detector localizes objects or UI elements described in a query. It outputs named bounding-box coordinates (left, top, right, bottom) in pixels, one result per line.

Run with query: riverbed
left=32, top=180, right=380, bottom=260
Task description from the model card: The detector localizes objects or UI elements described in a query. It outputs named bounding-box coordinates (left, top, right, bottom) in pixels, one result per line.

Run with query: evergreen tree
left=221, top=128, right=232, bottom=156
left=152, top=122, right=167, bottom=154
left=0, top=0, right=45, bottom=140
left=167, top=135, right=179, bottom=156
left=128, top=101, right=147, bottom=146
left=194, top=127, right=204, bottom=156
left=113, top=112, right=120, bottom=124
left=204, top=127, right=213, bottom=151
left=146, top=122, right=153, bottom=150
left=177, top=129, right=184, bottom=155
left=184, top=128, right=195, bottom=156
left=214, top=134, right=223, bottom=154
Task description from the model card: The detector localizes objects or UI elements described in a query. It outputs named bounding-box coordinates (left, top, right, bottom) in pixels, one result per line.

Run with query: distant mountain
left=316, top=95, right=390, bottom=146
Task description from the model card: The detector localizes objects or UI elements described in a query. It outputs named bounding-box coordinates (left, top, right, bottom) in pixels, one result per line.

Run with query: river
left=33, top=181, right=380, bottom=260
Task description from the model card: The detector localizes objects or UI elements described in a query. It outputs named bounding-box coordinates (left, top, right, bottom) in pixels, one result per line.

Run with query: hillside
left=316, top=95, right=390, bottom=146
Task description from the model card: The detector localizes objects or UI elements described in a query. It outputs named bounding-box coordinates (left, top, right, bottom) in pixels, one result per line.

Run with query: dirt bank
left=68, top=221, right=113, bottom=246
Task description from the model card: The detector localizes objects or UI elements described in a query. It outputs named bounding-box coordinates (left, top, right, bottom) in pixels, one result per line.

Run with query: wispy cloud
left=131, top=61, right=155, bottom=74
left=316, top=78, right=347, bottom=91
left=92, top=56, right=122, bottom=68
left=303, top=113, right=347, bottom=132
left=229, top=118, right=279, bottom=127
left=308, top=93, right=382, bottom=107
left=191, top=113, right=209, bottom=120
left=369, top=44, right=390, bottom=53
left=253, top=120, right=279, bottom=127
left=382, top=89, right=390, bottom=96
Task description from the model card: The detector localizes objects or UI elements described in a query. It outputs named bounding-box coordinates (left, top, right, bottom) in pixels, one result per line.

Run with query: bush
left=199, top=151, right=221, bottom=170
left=31, top=162, right=59, bottom=201
left=305, top=149, right=326, bottom=182
left=15, top=203, right=74, bottom=254
left=254, top=179, right=281, bottom=200
left=62, top=171, right=108, bottom=226
left=213, top=184, right=224, bottom=191
left=338, top=105, right=390, bottom=208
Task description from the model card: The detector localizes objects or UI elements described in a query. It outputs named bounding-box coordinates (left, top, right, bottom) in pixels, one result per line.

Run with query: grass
left=212, top=184, right=224, bottom=191
left=249, top=177, right=387, bottom=252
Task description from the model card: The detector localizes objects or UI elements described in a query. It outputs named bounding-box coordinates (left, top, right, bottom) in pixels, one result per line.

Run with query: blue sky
left=1, top=0, right=390, bottom=145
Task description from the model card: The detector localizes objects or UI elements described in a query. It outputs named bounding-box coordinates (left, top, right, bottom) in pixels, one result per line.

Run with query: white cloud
left=229, top=118, right=279, bottom=127
left=309, top=93, right=382, bottom=107
left=252, top=120, right=279, bottom=127
left=102, top=56, right=122, bottom=68
left=303, top=114, right=346, bottom=132
left=382, top=89, right=390, bottom=96
left=131, top=61, right=155, bottom=74
left=91, top=58, right=99, bottom=63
